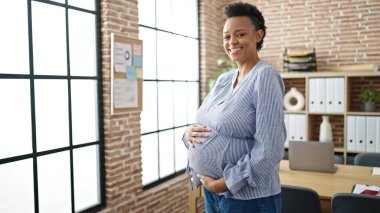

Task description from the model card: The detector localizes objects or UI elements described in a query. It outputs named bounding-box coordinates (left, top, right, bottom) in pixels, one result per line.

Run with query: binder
left=334, top=77, right=345, bottom=112
left=355, top=116, right=366, bottom=152
left=308, top=78, right=317, bottom=112
left=284, top=114, right=289, bottom=147
left=288, top=114, right=297, bottom=141
left=377, top=117, right=380, bottom=153
left=347, top=116, right=356, bottom=151
left=296, top=114, right=306, bottom=141
left=316, top=78, right=326, bottom=112
left=325, top=78, right=335, bottom=112
left=366, top=116, right=377, bottom=152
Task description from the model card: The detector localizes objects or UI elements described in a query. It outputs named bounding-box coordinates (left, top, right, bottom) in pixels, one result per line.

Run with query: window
left=138, top=0, right=199, bottom=187
left=0, top=0, right=104, bottom=212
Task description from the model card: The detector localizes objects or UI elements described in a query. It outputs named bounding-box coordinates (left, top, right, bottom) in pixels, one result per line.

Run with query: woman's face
left=223, top=16, right=261, bottom=64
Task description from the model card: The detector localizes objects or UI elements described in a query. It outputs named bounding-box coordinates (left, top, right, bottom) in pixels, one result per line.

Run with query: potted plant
left=208, top=58, right=237, bottom=92
left=360, top=88, right=380, bottom=112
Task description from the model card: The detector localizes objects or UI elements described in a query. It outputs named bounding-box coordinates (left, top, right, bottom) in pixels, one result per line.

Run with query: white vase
left=283, top=87, right=305, bottom=111
left=319, top=115, right=333, bottom=142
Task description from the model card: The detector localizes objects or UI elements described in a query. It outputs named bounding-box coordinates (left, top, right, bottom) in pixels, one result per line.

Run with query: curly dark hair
left=224, top=2, right=267, bottom=51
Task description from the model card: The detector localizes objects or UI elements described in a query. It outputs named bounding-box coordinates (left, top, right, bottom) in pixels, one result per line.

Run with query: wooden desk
left=279, top=160, right=380, bottom=212
left=189, top=160, right=380, bottom=213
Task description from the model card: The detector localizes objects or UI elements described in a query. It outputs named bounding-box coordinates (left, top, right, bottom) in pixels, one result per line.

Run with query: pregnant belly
left=188, top=132, right=229, bottom=179
left=188, top=132, right=254, bottom=179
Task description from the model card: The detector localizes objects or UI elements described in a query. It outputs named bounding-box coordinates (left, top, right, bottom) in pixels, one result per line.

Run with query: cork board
left=110, top=33, right=143, bottom=114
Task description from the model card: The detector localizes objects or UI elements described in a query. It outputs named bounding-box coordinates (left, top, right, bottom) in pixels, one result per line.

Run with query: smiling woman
left=183, top=2, right=286, bottom=213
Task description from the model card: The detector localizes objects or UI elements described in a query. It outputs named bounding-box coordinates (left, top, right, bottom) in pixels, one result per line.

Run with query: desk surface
left=279, top=160, right=380, bottom=200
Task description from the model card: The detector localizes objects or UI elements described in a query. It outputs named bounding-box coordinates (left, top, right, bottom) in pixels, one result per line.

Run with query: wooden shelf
left=308, top=112, right=345, bottom=115
left=347, top=111, right=380, bottom=116
left=282, top=71, right=380, bottom=164
left=284, top=110, right=306, bottom=114
left=281, top=71, right=380, bottom=79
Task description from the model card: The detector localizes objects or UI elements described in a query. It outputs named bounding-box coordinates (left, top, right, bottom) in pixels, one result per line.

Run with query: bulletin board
left=110, top=33, right=143, bottom=115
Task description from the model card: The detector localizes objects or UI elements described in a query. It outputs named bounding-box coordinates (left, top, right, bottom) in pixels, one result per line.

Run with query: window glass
left=159, top=130, right=174, bottom=178
left=138, top=27, right=157, bottom=80
left=141, top=133, right=159, bottom=185
left=38, top=151, right=71, bottom=213
left=74, top=145, right=101, bottom=212
left=141, top=81, right=158, bottom=133
left=35, top=80, right=69, bottom=151
left=69, top=9, right=97, bottom=77
left=32, top=2, right=67, bottom=76
left=138, top=0, right=155, bottom=27
left=68, top=0, right=95, bottom=11
left=156, top=0, right=172, bottom=31
left=71, top=80, right=99, bottom=145
left=0, top=0, right=29, bottom=74
left=173, top=82, right=188, bottom=126
left=174, top=127, right=187, bottom=171
left=187, top=82, right=199, bottom=124
left=0, top=79, right=32, bottom=159
left=158, top=82, right=174, bottom=129
left=0, top=159, right=34, bottom=212
left=156, top=31, right=174, bottom=80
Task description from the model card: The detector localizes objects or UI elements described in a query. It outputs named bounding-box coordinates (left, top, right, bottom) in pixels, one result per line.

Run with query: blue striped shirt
left=184, top=60, right=286, bottom=200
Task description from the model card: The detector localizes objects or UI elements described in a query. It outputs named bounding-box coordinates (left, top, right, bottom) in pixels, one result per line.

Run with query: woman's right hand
left=185, top=124, right=211, bottom=147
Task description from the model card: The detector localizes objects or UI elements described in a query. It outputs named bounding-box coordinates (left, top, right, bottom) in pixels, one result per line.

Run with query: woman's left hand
left=197, top=174, right=228, bottom=193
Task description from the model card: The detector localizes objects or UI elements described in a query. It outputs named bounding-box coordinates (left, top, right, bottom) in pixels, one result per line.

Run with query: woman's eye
left=236, top=33, right=246, bottom=38
left=223, top=35, right=230, bottom=40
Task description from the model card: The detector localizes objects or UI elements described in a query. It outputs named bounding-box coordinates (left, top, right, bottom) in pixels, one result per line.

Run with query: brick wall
left=99, top=0, right=380, bottom=212
left=100, top=0, right=189, bottom=212
left=245, top=0, right=380, bottom=72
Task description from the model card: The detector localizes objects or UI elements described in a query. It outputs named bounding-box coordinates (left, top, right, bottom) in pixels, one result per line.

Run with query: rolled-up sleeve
left=223, top=68, right=286, bottom=194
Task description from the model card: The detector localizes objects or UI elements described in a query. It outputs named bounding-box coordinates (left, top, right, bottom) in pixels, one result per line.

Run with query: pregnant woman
left=183, top=2, right=286, bottom=213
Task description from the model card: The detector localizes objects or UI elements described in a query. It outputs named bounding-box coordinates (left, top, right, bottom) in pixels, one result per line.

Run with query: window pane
left=138, top=0, right=155, bottom=27
left=184, top=0, right=198, bottom=38
left=35, top=80, right=69, bottom=151
left=158, top=82, right=173, bottom=129
left=182, top=38, right=199, bottom=81
left=187, top=82, right=199, bottom=124
left=69, top=10, right=97, bottom=76
left=0, top=79, right=32, bottom=159
left=174, top=127, right=187, bottom=171
left=156, top=0, right=172, bottom=31
left=38, top=151, right=71, bottom=213
left=172, top=0, right=198, bottom=37
left=157, top=31, right=174, bottom=80
left=32, top=2, right=67, bottom=75
left=74, top=145, right=100, bottom=212
left=0, top=159, right=34, bottom=212
left=68, top=0, right=95, bottom=11
left=141, top=81, right=157, bottom=133
left=71, top=80, right=99, bottom=145
left=138, top=27, right=156, bottom=80
left=173, top=82, right=187, bottom=126
left=159, top=130, right=174, bottom=178
left=0, top=0, right=29, bottom=74
left=49, top=0, right=65, bottom=3
left=141, top=133, right=159, bottom=185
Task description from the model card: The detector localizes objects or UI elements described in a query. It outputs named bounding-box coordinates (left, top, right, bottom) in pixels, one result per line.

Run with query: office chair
left=281, top=185, right=321, bottom=213
left=332, top=193, right=380, bottom=213
left=354, top=153, right=380, bottom=167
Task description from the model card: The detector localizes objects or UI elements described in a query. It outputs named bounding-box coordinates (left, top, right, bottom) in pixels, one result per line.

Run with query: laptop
left=288, top=141, right=337, bottom=173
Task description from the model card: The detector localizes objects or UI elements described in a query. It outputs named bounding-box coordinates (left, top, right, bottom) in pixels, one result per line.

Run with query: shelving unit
left=281, top=71, right=380, bottom=164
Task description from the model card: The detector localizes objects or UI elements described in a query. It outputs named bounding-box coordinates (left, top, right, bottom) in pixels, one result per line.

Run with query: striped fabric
left=184, top=60, right=286, bottom=200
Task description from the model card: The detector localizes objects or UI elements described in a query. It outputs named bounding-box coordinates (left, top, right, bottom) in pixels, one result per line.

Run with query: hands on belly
left=184, top=124, right=211, bottom=147
left=185, top=124, right=228, bottom=193
left=197, top=175, right=228, bottom=193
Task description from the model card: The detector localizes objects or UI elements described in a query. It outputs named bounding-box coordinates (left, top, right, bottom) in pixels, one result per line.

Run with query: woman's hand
left=185, top=124, right=210, bottom=147
left=197, top=175, right=228, bottom=193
